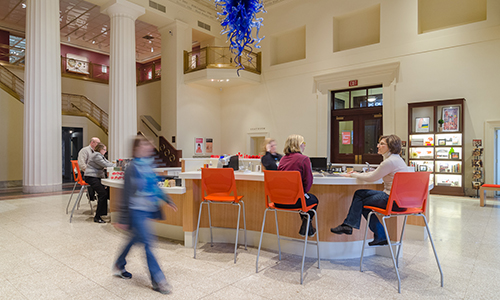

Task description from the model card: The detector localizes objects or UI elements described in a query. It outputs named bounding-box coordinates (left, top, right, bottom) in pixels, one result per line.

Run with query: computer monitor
left=309, top=157, right=327, bottom=172
left=225, top=155, right=239, bottom=171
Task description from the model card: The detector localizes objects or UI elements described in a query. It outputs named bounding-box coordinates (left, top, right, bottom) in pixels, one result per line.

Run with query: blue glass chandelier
left=214, top=0, right=265, bottom=74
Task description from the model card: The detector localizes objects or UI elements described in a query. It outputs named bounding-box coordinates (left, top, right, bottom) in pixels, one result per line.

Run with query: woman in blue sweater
left=113, top=136, right=177, bottom=294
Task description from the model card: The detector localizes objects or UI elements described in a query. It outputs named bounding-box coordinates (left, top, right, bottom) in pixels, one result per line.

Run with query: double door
left=331, top=108, right=383, bottom=165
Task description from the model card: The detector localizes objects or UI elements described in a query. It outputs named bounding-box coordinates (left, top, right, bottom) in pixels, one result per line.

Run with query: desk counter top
left=101, top=179, right=186, bottom=194
left=178, top=170, right=383, bottom=185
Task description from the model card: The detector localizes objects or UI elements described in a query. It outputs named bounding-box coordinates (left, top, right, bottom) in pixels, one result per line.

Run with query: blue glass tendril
left=214, top=0, right=265, bottom=75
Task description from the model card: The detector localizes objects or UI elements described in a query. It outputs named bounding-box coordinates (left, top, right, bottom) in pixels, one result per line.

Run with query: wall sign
left=349, top=80, right=358, bottom=87
left=342, top=131, right=351, bottom=145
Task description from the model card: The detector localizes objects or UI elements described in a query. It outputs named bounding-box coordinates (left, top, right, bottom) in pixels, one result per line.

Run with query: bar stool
left=194, top=168, right=247, bottom=263
left=66, top=160, right=92, bottom=223
left=256, top=170, right=320, bottom=284
left=360, top=172, right=443, bottom=293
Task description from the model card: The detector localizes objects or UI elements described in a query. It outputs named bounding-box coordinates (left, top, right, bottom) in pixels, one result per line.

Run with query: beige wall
left=137, top=80, right=161, bottom=142
left=61, top=77, right=109, bottom=113
left=0, top=88, right=23, bottom=183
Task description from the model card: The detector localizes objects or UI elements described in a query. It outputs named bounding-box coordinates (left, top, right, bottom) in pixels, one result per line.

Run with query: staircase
left=0, top=63, right=109, bottom=134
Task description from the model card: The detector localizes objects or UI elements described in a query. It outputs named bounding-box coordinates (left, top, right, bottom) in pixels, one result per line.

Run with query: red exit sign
left=349, top=80, right=358, bottom=87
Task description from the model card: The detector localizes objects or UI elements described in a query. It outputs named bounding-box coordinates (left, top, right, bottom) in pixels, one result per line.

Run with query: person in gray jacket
left=84, top=143, right=114, bottom=223
left=113, top=136, right=177, bottom=294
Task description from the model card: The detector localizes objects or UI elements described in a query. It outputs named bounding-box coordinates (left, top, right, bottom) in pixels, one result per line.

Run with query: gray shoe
left=152, top=281, right=172, bottom=294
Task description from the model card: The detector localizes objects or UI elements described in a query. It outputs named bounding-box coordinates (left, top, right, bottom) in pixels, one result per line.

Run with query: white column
left=101, top=0, right=145, bottom=161
left=23, top=0, right=62, bottom=193
left=159, top=20, right=191, bottom=147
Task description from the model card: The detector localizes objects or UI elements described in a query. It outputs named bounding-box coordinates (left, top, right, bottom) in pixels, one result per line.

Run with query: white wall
left=176, top=84, right=222, bottom=158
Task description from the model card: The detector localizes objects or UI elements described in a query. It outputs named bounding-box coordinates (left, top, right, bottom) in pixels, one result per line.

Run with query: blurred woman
left=84, top=143, right=114, bottom=223
left=277, top=134, right=319, bottom=237
left=330, top=134, right=407, bottom=246
left=113, top=136, right=177, bottom=294
left=260, top=138, right=282, bottom=170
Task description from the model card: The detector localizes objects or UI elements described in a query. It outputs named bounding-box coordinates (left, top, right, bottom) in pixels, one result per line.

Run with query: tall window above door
left=332, top=86, right=383, bottom=110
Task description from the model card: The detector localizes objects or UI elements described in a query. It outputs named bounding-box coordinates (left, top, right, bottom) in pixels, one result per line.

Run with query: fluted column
left=23, top=0, right=62, bottom=193
left=101, top=0, right=145, bottom=161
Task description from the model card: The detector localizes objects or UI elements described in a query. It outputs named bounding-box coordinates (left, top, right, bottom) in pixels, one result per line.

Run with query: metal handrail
left=184, top=46, right=261, bottom=74
left=0, top=63, right=25, bottom=102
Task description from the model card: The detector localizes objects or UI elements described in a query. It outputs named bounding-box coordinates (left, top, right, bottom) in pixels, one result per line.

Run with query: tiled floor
left=0, top=193, right=499, bottom=299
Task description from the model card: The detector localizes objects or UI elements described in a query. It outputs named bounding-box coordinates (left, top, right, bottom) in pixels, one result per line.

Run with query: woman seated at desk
left=278, top=134, right=319, bottom=237
left=85, top=143, right=114, bottom=223
left=330, top=134, right=407, bottom=246
left=261, top=138, right=282, bottom=170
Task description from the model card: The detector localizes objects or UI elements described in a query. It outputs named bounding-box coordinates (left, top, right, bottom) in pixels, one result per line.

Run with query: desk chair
left=360, top=172, right=443, bottom=293
left=194, top=168, right=247, bottom=263
left=256, top=171, right=320, bottom=284
left=66, top=160, right=93, bottom=223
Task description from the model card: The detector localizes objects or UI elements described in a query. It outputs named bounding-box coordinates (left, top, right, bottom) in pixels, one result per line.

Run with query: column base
left=22, top=183, right=62, bottom=194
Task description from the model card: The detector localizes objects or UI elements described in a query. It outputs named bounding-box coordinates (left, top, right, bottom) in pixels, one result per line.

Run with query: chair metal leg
left=396, top=216, right=408, bottom=268
left=85, top=187, right=93, bottom=215
left=194, top=201, right=205, bottom=259
left=241, top=200, right=247, bottom=249
left=313, top=209, right=320, bottom=269
left=381, top=216, right=402, bottom=293
left=421, top=214, right=444, bottom=287
left=274, top=210, right=281, bottom=261
left=207, top=201, right=213, bottom=246
left=69, top=187, right=85, bottom=223
left=360, top=211, right=374, bottom=272
left=66, top=182, right=78, bottom=214
left=233, top=202, right=241, bottom=264
left=256, top=208, right=269, bottom=273
left=300, top=213, right=310, bottom=285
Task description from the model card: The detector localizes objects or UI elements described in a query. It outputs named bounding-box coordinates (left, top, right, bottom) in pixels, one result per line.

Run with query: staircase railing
left=62, top=93, right=109, bottom=135
left=159, top=136, right=182, bottom=167
left=0, top=63, right=24, bottom=102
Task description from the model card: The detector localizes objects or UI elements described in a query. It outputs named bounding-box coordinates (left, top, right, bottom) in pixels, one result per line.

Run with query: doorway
left=62, top=127, right=83, bottom=182
left=330, top=85, right=383, bottom=164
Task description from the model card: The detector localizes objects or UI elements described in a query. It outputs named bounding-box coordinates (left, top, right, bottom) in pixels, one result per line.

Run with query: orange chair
left=256, top=171, right=320, bottom=284
left=194, top=168, right=247, bottom=263
left=66, top=160, right=93, bottom=223
left=360, top=172, right=443, bottom=293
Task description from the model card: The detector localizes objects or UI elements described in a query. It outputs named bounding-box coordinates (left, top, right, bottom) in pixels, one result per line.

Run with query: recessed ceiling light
left=151, top=47, right=154, bottom=52
left=21, top=3, right=26, bottom=8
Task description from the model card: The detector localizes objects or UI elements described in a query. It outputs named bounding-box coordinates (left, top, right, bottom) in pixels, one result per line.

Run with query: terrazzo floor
left=0, top=192, right=499, bottom=299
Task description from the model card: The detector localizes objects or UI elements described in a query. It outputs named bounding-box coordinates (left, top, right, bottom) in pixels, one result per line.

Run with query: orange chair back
left=264, top=170, right=308, bottom=210
left=385, top=172, right=430, bottom=213
left=70, top=160, right=87, bottom=186
left=201, top=168, right=240, bottom=201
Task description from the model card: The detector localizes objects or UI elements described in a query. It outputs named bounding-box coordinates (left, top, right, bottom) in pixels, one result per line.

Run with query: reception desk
left=103, top=169, right=409, bottom=259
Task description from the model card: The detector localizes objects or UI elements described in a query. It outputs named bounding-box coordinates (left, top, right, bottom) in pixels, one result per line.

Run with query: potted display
left=438, top=119, right=444, bottom=132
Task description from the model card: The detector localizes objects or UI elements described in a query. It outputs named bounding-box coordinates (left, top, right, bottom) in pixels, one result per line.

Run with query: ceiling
left=0, top=0, right=216, bottom=63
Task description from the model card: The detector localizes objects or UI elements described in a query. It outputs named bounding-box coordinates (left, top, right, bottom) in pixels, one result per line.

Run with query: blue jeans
left=343, top=189, right=388, bottom=242
left=115, top=209, right=166, bottom=284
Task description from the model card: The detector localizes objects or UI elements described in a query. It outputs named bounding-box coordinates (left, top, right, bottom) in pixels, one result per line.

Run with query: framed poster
left=415, top=117, right=430, bottom=132
left=205, top=138, right=213, bottom=154
left=66, top=53, right=89, bottom=74
left=438, top=139, right=446, bottom=146
left=442, top=106, right=459, bottom=132
left=472, top=139, right=482, bottom=147
left=194, top=137, right=204, bottom=154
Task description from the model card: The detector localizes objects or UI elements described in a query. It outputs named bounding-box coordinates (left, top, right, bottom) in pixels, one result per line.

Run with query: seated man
left=78, top=137, right=100, bottom=201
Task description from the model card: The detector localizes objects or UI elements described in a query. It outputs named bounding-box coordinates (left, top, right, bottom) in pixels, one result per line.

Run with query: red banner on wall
left=342, top=131, right=351, bottom=145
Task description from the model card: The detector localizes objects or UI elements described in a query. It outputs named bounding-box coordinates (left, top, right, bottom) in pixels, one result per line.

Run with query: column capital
left=101, top=0, right=145, bottom=20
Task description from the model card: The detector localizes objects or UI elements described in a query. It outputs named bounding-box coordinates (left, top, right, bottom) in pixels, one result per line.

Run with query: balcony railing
left=137, top=60, right=161, bottom=85
left=61, top=56, right=109, bottom=83
left=184, top=46, right=261, bottom=74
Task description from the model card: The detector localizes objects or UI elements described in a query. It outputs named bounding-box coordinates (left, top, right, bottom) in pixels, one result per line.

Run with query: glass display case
left=408, top=99, right=465, bottom=196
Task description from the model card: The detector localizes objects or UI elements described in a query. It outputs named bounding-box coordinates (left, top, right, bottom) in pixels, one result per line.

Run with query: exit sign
left=349, top=80, right=358, bottom=87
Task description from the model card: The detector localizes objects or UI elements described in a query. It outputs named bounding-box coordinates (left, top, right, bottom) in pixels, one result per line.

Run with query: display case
left=408, top=99, right=465, bottom=196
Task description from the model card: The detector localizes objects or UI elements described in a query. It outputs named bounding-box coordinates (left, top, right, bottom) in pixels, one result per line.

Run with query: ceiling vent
left=197, top=21, right=211, bottom=31
left=149, top=0, right=166, bottom=13
left=143, top=35, right=154, bottom=40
